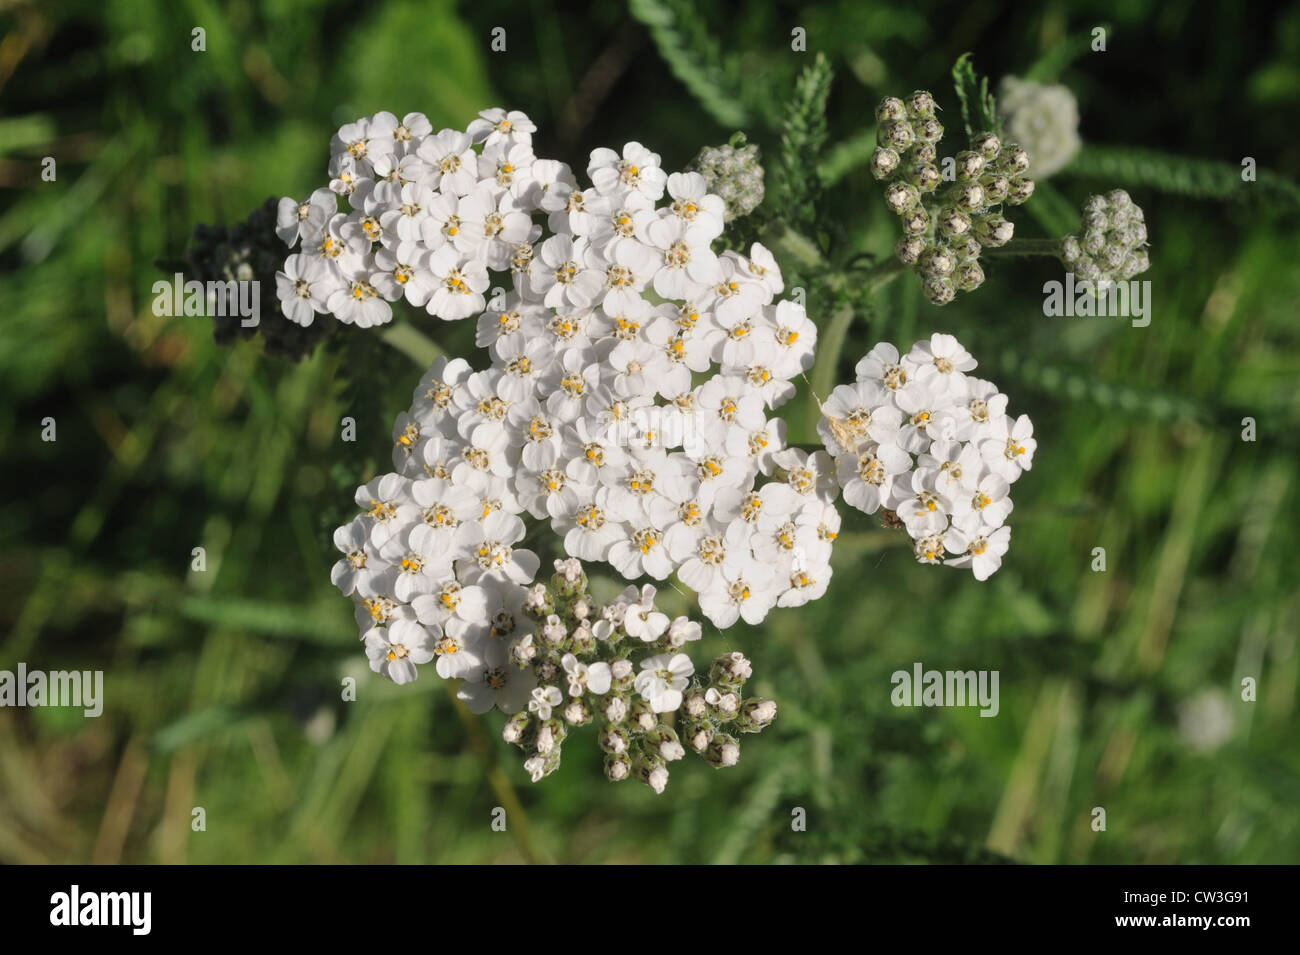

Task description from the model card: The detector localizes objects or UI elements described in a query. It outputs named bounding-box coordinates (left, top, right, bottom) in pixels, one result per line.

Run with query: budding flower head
left=685, top=721, right=714, bottom=753
left=563, top=698, right=592, bottom=726
left=876, top=96, right=908, bottom=123
left=706, top=734, right=741, bottom=768
left=870, top=147, right=900, bottom=180
left=502, top=711, right=533, bottom=746
left=599, top=723, right=629, bottom=755
left=895, top=234, right=928, bottom=265
left=551, top=557, right=587, bottom=597
left=921, top=273, right=955, bottom=305
left=601, top=693, right=629, bottom=724
left=691, top=136, right=764, bottom=222
left=955, top=150, right=985, bottom=181
left=1059, top=190, right=1151, bottom=292
left=973, top=214, right=1013, bottom=247
left=1006, top=177, right=1035, bottom=205
left=953, top=260, right=985, bottom=292
left=971, top=131, right=1002, bottom=160
left=510, top=633, right=537, bottom=667
left=906, top=90, right=937, bottom=120
left=604, top=752, right=631, bottom=782
left=878, top=120, right=914, bottom=152
left=523, top=583, right=554, bottom=619
left=705, top=686, right=740, bottom=717
left=634, top=754, right=670, bottom=794
left=998, top=76, right=1080, bottom=178
left=683, top=687, right=709, bottom=719
left=912, top=117, right=944, bottom=143
left=884, top=181, right=921, bottom=215
left=736, top=697, right=778, bottom=733
left=712, top=651, right=753, bottom=685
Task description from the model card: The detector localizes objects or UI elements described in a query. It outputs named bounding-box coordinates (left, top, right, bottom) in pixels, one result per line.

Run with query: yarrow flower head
left=870, top=91, right=1035, bottom=305
left=996, top=76, right=1081, bottom=179
left=689, top=134, right=765, bottom=223
left=819, top=333, right=1035, bottom=580
left=1057, top=189, right=1151, bottom=293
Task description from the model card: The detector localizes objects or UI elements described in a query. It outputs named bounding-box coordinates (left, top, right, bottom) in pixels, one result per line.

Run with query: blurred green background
left=2, top=0, right=1299, bottom=864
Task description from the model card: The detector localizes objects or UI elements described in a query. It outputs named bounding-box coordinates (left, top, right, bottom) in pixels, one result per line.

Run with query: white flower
left=588, top=142, right=667, bottom=201
left=528, top=684, right=564, bottom=719
left=458, top=662, right=535, bottom=714
left=561, top=653, right=612, bottom=696
left=276, top=254, right=339, bottom=326
left=364, top=620, right=435, bottom=685
left=943, top=524, right=1011, bottom=581
left=276, top=188, right=335, bottom=246
left=634, top=653, right=694, bottom=712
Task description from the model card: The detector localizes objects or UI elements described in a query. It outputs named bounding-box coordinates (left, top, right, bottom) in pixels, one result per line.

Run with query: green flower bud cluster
left=680, top=651, right=777, bottom=770
left=691, top=135, right=765, bottom=222
left=503, top=559, right=773, bottom=793
left=1058, top=189, right=1150, bottom=291
left=871, top=92, right=1035, bottom=305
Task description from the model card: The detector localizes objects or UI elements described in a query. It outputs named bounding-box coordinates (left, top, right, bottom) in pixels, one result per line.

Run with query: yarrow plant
left=253, top=50, right=1150, bottom=792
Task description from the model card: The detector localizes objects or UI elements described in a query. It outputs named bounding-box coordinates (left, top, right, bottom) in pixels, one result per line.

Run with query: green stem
left=983, top=238, right=1063, bottom=258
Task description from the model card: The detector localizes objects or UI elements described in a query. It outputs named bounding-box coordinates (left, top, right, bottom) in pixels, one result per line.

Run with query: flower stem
left=982, top=238, right=1063, bottom=258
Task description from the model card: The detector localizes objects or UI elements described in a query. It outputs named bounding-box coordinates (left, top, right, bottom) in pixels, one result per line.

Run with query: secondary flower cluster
left=818, top=333, right=1035, bottom=580
left=997, top=76, right=1082, bottom=179
left=1058, top=189, right=1150, bottom=291
left=690, top=136, right=765, bottom=223
left=500, top=559, right=775, bottom=791
left=869, top=91, right=1035, bottom=305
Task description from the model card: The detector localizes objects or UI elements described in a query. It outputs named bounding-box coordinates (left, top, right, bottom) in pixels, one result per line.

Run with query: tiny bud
left=921, top=274, right=955, bottom=305
left=905, top=90, right=936, bottom=119
left=875, top=96, right=907, bottom=123
left=634, top=755, right=670, bottom=794
left=971, top=131, right=1001, bottom=160
left=998, top=144, right=1030, bottom=174
left=604, top=752, right=631, bottom=781
left=878, top=120, right=914, bottom=152
left=502, top=711, right=532, bottom=746
left=541, top=613, right=568, bottom=647
left=883, top=180, right=920, bottom=215
left=918, top=246, right=956, bottom=276
left=974, top=214, right=1013, bottom=247
left=736, top=697, right=778, bottom=732
left=599, top=723, right=629, bottom=755
left=911, top=141, right=937, bottom=163
left=685, top=721, right=714, bottom=753
left=953, top=182, right=985, bottom=212
left=628, top=698, right=657, bottom=733
left=1006, top=177, right=1035, bottom=205
left=894, top=234, right=928, bottom=265
left=901, top=207, right=930, bottom=235
left=683, top=688, right=710, bottom=719
left=1059, top=235, right=1082, bottom=264
left=1105, top=188, right=1132, bottom=211
left=980, top=173, right=1010, bottom=204
left=952, top=260, right=985, bottom=291
left=938, top=208, right=971, bottom=238
left=706, top=734, right=741, bottom=769
left=509, top=633, right=537, bottom=667
left=912, top=117, right=944, bottom=143
left=955, top=150, right=985, bottom=181
left=950, top=234, right=982, bottom=261
left=569, top=620, right=596, bottom=655
left=522, top=583, right=553, bottom=618
left=610, top=658, right=635, bottom=690
left=908, top=162, right=941, bottom=192
left=870, top=147, right=900, bottom=180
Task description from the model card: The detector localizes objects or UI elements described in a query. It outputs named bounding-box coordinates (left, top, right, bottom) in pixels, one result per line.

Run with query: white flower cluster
left=997, top=76, right=1081, bottom=179
left=294, top=108, right=839, bottom=628
left=818, top=333, right=1035, bottom=580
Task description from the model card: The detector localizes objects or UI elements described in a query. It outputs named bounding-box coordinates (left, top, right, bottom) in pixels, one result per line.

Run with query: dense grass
left=1, top=0, right=1298, bottom=864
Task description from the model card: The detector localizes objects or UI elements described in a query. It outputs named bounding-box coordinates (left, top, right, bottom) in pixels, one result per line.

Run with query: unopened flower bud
left=736, top=697, right=778, bottom=732
left=950, top=234, right=982, bottom=261
left=913, top=117, right=944, bottom=143
left=938, top=208, right=971, bottom=238
left=541, top=613, right=567, bottom=647
left=1082, top=227, right=1106, bottom=255
left=604, top=752, right=631, bottom=781
left=1059, top=234, right=1082, bottom=264
left=955, top=150, right=985, bottom=181
left=901, top=207, right=930, bottom=235
left=908, top=162, right=941, bottom=192
left=974, top=214, right=1013, bottom=247
left=883, top=181, right=920, bottom=215
left=953, top=182, right=985, bottom=212
left=875, top=96, right=907, bottom=123
left=878, top=120, right=914, bottom=152
left=510, top=633, right=537, bottom=667
left=921, top=274, right=955, bottom=305
left=905, top=90, right=936, bottom=119
left=953, top=260, right=985, bottom=291
left=895, top=234, right=928, bottom=265
left=634, top=755, right=670, bottom=794
left=569, top=620, right=596, bottom=655
left=598, top=723, right=629, bottom=755
left=911, top=141, right=937, bottom=164
left=570, top=594, right=595, bottom=620
left=683, top=688, right=709, bottom=719
left=918, top=245, right=955, bottom=276
left=691, top=139, right=765, bottom=221
left=870, top=147, right=900, bottom=180
left=628, top=698, right=657, bottom=733
left=998, top=144, right=1030, bottom=175
left=1006, top=177, right=1034, bottom=205
left=551, top=557, right=587, bottom=597
left=980, top=174, right=1010, bottom=204
left=534, top=659, right=560, bottom=685
left=971, top=131, right=1001, bottom=160
left=706, top=734, right=741, bottom=769
left=648, top=725, right=686, bottom=761
left=685, top=721, right=714, bottom=753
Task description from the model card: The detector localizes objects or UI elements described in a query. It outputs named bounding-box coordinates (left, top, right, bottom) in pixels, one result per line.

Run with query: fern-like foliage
left=1023, top=26, right=1111, bottom=82
left=1066, top=145, right=1300, bottom=210
left=952, top=52, right=1000, bottom=139
left=627, top=0, right=749, bottom=128
left=775, top=51, right=834, bottom=238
